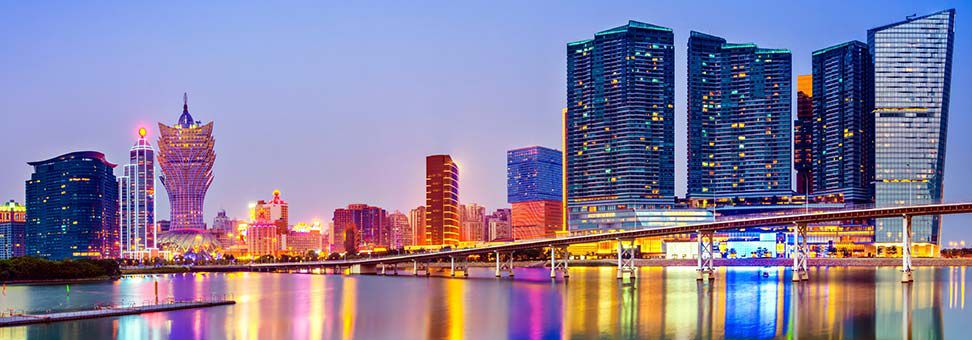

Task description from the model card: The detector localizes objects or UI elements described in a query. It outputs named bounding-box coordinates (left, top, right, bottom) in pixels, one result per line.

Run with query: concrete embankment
left=0, top=300, right=235, bottom=327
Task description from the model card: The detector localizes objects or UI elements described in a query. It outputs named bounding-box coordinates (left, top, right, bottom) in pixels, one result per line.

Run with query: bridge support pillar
left=549, top=245, right=569, bottom=279
left=495, top=251, right=514, bottom=278
left=902, top=215, right=913, bottom=283
left=696, top=230, right=716, bottom=281
left=792, top=223, right=809, bottom=281
left=616, top=239, right=637, bottom=281
left=413, top=260, right=430, bottom=276
left=449, top=256, right=469, bottom=277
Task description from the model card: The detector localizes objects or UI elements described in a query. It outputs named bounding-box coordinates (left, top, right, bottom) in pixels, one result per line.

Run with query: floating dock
left=0, top=300, right=235, bottom=327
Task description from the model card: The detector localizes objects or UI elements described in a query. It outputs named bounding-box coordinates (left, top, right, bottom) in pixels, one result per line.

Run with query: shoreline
left=1, top=276, right=117, bottom=286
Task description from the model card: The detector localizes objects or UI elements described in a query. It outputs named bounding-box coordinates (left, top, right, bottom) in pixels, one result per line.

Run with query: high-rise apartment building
left=158, top=94, right=215, bottom=230
left=119, top=127, right=158, bottom=259
left=870, top=9, right=955, bottom=246
left=408, top=206, right=426, bottom=246
left=26, top=151, right=119, bottom=259
left=565, top=21, right=676, bottom=231
left=459, top=203, right=486, bottom=242
left=387, top=211, right=410, bottom=248
left=507, top=146, right=562, bottom=203
left=426, top=155, right=459, bottom=246
left=486, top=208, right=512, bottom=242
left=687, top=31, right=792, bottom=200
left=811, top=41, right=873, bottom=203
left=0, top=200, right=26, bottom=259
left=332, top=204, right=387, bottom=252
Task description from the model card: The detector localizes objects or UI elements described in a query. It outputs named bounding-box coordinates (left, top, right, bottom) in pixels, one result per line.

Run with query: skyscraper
left=486, top=208, right=512, bottom=242
left=0, top=200, right=26, bottom=259
left=26, top=151, right=119, bottom=259
left=119, top=127, right=157, bottom=259
left=408, top=206, right=426, bottom=246
left=565, top=21, right=676, bottom=230
left=870, top=9, right=955, bottom=247
left=157, top=94, right=216, bottom=230
left=508, top=146, right=563, bottom=239
left=811, top=41, right=873, bottom=203
left=686, top=31, right=792, bottom=200
left=251, top=190, right=289, bottom=234
left=331, top=204, right=387, bottom=252
left=426, top=155, right=459, bottom=246
left=794, top=75, right=814, bottom=195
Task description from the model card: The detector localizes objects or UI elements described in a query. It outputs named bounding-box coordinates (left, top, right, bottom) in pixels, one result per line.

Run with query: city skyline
left=2, top=1, right=971, bottom=244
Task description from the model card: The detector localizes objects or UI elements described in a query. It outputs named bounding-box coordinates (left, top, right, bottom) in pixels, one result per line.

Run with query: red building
left=332, top=204, right=387, bottom=252
left=511, top=200, right=562, bottom=240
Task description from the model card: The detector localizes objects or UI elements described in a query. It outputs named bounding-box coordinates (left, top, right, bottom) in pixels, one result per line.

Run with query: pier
left=0, top=300, right=235, bottom=327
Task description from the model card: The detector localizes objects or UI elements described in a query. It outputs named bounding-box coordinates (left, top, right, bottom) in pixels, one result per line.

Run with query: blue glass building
left=25, top=151, right=119, bottom=259
left=507, top=146, right=562, bottom=203
left=870, top=9, right=955, bottom=246
left=686, top=32, right=792, bottom=200
left=811, top=41, right=873, bottom=203
left=565, top=21, right=676, bottom=230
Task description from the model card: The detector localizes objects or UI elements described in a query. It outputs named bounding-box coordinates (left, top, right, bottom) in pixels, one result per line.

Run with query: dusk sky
left=2, top=1, right=971, bottom=244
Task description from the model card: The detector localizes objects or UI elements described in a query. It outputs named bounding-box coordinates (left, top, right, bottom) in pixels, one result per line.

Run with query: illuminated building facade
left=459, top=203, right=486, bottom=242
left=794, top=75, right=813, bottom=194
left=157, top=94, right=215, bottom=230
left=246, top=223, right=279, bottom=257
left=507, top=146, right=562, bottom=239
left=408, top=206, right=426, bottom=246
left=118, top=127, right=158, bottom=259
left=486, top=208, right=512, bottom=241
left=507, top=146, right=562, bottom=203
left=426, top=155, right=459, bottom=246
left=387, top=211, right=410, bottom=248
left=686, top=31, right=792, bottom=200
left=811, top=41, right=873, bottom=203
left=870, top=9, right=955, bottom=247
left=0, top=200, right=26, bottom=259
left=511, top=200, right=561, bottom=240
left=251, top=190, right=289, bottom=234
left=283, top=230, right=322, bottom=255
left=26, top=151, right=119, bottom=259
left=566, top=21, right=676, bottom=232
left=332, top=204, right=387, bottom=252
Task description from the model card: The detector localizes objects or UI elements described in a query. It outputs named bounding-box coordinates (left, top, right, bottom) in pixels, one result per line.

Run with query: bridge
left=236, top=203, right=972, bottom=283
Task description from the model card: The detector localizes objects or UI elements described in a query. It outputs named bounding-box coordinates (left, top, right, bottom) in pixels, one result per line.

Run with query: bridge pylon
left=616, top=239, right=638, bottom=281
left=450, top=256, right=469, bottom=277
left=495, top=251, right=515, bottom=278
left=413, top=260, right=430, bottom=276
left=791, top=222, right=809, bottom=281
left=549, top=245, right=570, bottom=279
left=901, top=215, right=914, bottom=283
left=696, top=230, right=716, bottom=281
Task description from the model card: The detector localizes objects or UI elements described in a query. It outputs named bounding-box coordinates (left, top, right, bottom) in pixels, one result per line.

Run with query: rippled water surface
left=1, top=266, right=970, bottom=339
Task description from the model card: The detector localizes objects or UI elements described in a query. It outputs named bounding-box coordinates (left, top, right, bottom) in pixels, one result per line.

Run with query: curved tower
left=158, top=94, right=215, bottom=230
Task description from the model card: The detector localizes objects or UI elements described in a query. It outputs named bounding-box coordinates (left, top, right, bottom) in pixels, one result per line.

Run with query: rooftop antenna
left=183, top=92, right=189, bottom=113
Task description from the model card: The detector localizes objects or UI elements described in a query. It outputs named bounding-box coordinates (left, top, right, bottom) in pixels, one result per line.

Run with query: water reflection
left=1, top=267, right=970, bottom=339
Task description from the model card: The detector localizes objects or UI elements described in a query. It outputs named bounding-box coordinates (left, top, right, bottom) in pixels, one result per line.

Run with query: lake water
left=1, top=266, right=969, bottom=339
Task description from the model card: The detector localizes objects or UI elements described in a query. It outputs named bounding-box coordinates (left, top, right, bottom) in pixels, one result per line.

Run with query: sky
left=1, top=1, right=971, bottom=245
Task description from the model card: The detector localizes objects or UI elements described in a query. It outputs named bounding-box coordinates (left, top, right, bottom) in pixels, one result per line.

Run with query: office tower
left=387, top=211, right=410, bottom=248
left=426, top=155, right=459, bottom=246
left=119, top=127, right=157, bottom=259
left=26, top=151, right=119, bottom=259
left=687, top=31, right=792, bottom=200
left=246, top=223, right=279, bottom=257
left=157, top=94, right=215, bottom=230
left=565, top=21, right=676, bottom=230
left=871, top=9, right=955, bottom=247
left=332, top=204, right=388, bottom=251
left=508, top=146, right=563, bottom=239
left=794, top=75, right=814, bottom=194
left=812, top=41, right=874, bottom=203
left=408, top=206, right=426, bottom=246
left=486, top=208, right=512, bottom=242
left=0, top=200, right=26, bottom=259
left=459, top=203, right=486, bottom=242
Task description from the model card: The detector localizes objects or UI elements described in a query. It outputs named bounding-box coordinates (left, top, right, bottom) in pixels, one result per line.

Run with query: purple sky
left=2, top=1, right=971, bottom=245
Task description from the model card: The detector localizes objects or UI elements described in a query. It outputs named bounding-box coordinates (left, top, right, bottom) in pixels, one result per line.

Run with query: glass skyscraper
left=811, top=41, right=873, bottom=203
left=26, top=151, right=119, bottom=259
left=158, top=94, right=216, bottom=230
left=870, top=9, right=955, bottom=245
left=565, top=21, right=675, bottom=230
left=507, top=146, right=562, bottom=203
left=794, top=75, right=813, bottom=195
left=119, top=127, right=157, bottom=259
left=686, top=32, right=792, bottom=200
